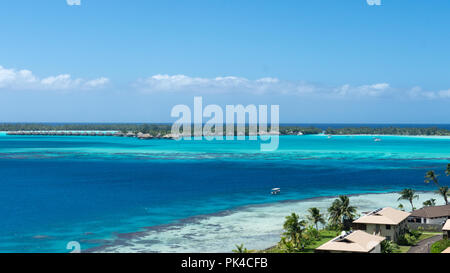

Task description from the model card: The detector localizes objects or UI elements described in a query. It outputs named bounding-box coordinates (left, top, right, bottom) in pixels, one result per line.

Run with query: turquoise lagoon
left=0, top=133, right=449, bottom=252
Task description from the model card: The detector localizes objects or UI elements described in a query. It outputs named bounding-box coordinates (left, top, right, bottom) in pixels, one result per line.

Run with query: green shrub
left=305, top=226, right=320, bottom=241
left=398, top=234, right=418, bottom=246
left=232, top=244, right=249, bottom=253
left=398, top=229, right=422, bottom=246
left=325, top=223, right=342, bottom=232
left=409, top=229, right=422, bottom=240
left=381, top=240, right=400, bottom=253
left=430, top=240, right=450, bottom=253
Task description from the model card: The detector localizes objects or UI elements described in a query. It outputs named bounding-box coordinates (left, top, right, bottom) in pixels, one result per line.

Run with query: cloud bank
left=0, top=65, right=109, bottom=91
left=135, top=74, right=450, bottom=100
left=2, top=65, right=449, bottom=100
left=135, top=74, right=395, bottom=98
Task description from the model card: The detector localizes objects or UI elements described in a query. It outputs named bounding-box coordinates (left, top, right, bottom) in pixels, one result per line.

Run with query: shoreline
left=88, top=190, right=443, bottom=253
left=2, top=132, right=450, bottom=140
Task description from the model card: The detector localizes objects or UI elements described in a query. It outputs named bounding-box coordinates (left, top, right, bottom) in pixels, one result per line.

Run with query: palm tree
left=446, top=164, right=450, bottom=176
left=423, top=198, right=436, bottom=207
left=398, top=204, right=405, bottom=211
left=328, top=195, right=357, bottom=230
left=425, top=170, right=439, bottom=186
left=307, top=208, right=326, bottom=230
left=438, top=186, right=449, bottom=205
left=397, top=188, right=419, bottom=211
left=283, top=213, right=307, bottom=247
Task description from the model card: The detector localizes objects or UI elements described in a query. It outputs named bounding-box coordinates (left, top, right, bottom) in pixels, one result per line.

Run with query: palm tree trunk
left=410, top=200, right=414, bottom=211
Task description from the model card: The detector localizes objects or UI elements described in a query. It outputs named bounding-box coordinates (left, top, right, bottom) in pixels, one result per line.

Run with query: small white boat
left=374, top=138, right=382, bottom=142
left=271, top=188, right=281, bottom=195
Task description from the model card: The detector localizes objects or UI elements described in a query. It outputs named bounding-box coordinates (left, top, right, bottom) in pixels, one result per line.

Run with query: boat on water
left=271, top=188, right=281, bottom=195
left=374, top=138, right=382, bottom=142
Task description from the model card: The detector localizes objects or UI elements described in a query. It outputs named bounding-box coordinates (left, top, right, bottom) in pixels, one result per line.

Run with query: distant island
left=1, top=124, right=450, bottom=139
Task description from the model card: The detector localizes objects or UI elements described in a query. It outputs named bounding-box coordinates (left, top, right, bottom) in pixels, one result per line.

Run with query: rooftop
left=353, top=207, right=411, bottom=225
left=410, top=205, right=450, bottom=219
left=443, top=220, right=450, bottom=231
left=442, top=247, right=450, bottom=254
left=316, top=230, right=385, bottom=253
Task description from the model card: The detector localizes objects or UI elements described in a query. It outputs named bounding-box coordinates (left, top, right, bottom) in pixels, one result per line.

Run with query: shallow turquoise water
left=0, top=133, right=449, bottom=252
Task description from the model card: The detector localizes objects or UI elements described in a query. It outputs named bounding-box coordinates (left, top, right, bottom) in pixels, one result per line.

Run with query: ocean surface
left=0, top=131, right=449, bottom=252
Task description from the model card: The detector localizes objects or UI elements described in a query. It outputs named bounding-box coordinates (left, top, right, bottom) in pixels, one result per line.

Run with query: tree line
left=2, top=123, right=450, bottom=136
left=325, top=126, right=450, bottom=136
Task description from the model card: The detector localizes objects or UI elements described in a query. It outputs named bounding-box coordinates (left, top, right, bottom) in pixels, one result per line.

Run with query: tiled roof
left=316, top=230, right=385, bottom=253
left=410, top=205, right=450, bottom=219
left=353, top=207, right=411, bottom=225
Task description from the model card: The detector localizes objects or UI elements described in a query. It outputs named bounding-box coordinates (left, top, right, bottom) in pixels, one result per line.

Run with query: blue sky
left=1, top=0, right=450, bottom=123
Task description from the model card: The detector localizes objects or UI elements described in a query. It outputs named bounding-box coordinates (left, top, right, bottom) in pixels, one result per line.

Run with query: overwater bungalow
left=4, top=130, right=173, bottom=140
left=138, top=133, right=153, bottom=139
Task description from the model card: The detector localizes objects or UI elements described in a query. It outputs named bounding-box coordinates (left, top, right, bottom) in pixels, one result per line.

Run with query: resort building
left=408, top=204, right=450, bottom=225
left=352, top=207, right=410, bottom=242
left=315, top=230, right=385, bottom=253
left=442, top=247, right=450, bottom=254
left=443, top=219, right=450, bottom=240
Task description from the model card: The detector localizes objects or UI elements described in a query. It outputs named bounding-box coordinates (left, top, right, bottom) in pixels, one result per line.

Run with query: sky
left=0, top=0, right=450, bottom=123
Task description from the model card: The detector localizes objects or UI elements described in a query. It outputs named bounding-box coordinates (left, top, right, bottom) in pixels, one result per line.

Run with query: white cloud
left=135, top=74, right=394, bottom=99
left=438, top=89, right=450, bottom=98
left=408, top=86, right=436, bottom=99
left=334, top=83, right=390, bottom=97
left=136, top=74, right=450, bottom=100
left=135, top=74, right=320, bottom=96
left=0, top=65, right=109, bottom=91
left=408, top=86, right=450, bottom=100
left=85, top=77, right=110, bottom=88
left=66, top=0, right=81, bottom=6
left=138, top=75, right=250, bottom=92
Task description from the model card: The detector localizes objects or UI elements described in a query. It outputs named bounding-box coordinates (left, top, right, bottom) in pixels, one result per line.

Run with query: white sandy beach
left=93, top=191, right=444, bottom=253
